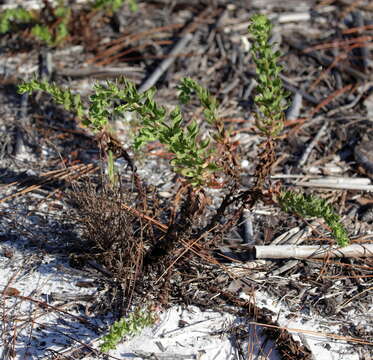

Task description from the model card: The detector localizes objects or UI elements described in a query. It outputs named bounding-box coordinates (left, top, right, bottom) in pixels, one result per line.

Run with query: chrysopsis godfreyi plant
left=18, top=15, right=350, bottom=246
left=18, top=77, right=220, bottom=188
left=248, top=14, right=349, bottom=247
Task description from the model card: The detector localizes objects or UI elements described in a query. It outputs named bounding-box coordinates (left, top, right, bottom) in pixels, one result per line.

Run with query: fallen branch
left=295, top=177, right=373, bottom=191
left=254, top=244, right=373, bottom=259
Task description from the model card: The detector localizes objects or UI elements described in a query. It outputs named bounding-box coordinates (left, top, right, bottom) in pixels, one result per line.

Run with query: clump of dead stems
left=69, top=180, right=145, bottom=297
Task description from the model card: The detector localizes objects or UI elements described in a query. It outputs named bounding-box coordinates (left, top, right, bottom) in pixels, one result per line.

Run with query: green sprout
left=178, top=77, right=219, bottom=124
left=18, top=79, right=85, bottom=119
left=278, top=191, right=349, bottom=247
left=100, top=307, right=156, bottom=352
left=248, top=14, right=290, bottom=137
left=31, top=3, right=71, bottom=46
left=0, top=0, right=137, bottom=47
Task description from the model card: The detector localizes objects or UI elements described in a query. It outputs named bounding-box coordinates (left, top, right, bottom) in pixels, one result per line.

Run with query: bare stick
left=295, top=179, right=373, bottom=191
left=255, top=244, right=373, bottom=259
left=269, top=222, right=319, bottom=276
left=138, top=33, right=193, bottom=93
left=241, top=209, right=254, bottom=245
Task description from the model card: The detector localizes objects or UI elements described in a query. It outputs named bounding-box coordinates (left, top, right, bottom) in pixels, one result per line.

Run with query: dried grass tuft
left=69, top=178, right=147, bottom=300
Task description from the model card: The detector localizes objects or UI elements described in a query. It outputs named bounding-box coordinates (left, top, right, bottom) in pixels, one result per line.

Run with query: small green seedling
left=32, top=3, right=71, bottom=47
left=100, top=307, right=156, bottom=352
left=0, top=7, right=34, bottom=34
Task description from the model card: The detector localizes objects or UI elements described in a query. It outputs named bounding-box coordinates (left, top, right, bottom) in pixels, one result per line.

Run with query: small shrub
left=18, top=13, right=350, bottom=249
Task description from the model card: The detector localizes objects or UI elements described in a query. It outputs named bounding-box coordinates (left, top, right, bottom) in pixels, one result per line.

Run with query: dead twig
left=254, top=244, right=373, bottom=259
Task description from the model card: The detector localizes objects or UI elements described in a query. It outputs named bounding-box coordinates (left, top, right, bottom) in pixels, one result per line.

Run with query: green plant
left=0, top=1, right=70, bottom=46
left=0, top=7, right=34, bottom=34
left=248, top=14, right=349, bottom=247
left=100, top=307, right=156, bottom=352
left=18, top=79, right=85, bottom=119
left=18, top=77, right=126, bottom=181
left=248, top=14, right=290, bottom=138
left=278, top=192, right=349, bottom=247
left=133, top=77, right=221, bottom=187
left=0, top=0, right=137, bottom=47
left=245, top=14, right=291, bottom=197
left=18, top=14, right=350, bottom=246
left=93, top=0, right=138, bottom=13
left=178, top=77, right=218, bottom=125
left=18, top=77, right=220, bottom=187
left=31, top=3, right=71, bottom=46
